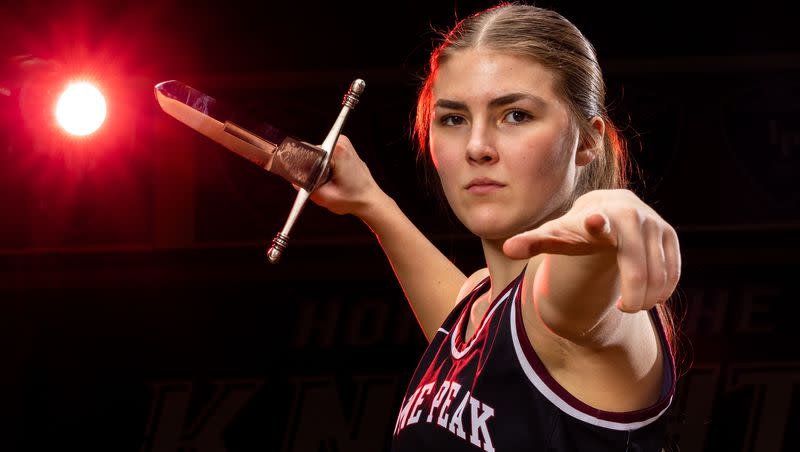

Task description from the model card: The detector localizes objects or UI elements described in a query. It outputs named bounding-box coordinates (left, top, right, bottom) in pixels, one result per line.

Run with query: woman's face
left=429, top=49, right=591, bottom=240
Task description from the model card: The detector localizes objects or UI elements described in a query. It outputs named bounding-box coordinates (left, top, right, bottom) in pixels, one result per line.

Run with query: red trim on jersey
left=451, top=272, right=519, bottom=356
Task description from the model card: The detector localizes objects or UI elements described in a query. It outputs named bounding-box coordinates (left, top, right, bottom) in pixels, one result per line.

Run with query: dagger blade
left=154, top=80, right=328, bottom=190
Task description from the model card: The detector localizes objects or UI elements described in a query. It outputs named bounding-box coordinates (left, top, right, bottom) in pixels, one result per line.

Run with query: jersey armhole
left=455, top=268, right=490, bottom=306
left=511, top=284, right=676, bottom=431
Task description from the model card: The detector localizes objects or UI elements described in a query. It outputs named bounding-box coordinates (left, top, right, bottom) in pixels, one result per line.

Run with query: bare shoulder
left=455, top=267, right=489, bottom=305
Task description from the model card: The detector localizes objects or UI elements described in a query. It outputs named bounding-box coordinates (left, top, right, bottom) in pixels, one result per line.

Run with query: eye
left=504, top=110, right=532, bottom=124
left=440, top=114, right=466, bottom=126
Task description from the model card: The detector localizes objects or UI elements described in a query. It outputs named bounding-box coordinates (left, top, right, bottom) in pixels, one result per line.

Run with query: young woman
left=308, top=3, right=681, bottom=450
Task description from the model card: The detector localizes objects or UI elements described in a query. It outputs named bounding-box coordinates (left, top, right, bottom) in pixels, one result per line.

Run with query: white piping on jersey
left=437, top=328, right=450, bottom=335
left=509, top=283, right=672, bottom=431
left=450, top=289, right=512, bottom=360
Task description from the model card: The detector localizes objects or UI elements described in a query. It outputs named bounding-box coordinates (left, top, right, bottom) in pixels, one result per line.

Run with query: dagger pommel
left=343, top=79, right=366, bottom=109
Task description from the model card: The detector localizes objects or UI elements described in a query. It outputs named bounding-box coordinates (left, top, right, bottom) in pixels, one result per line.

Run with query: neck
left=480, top=237, right=543, bottom=298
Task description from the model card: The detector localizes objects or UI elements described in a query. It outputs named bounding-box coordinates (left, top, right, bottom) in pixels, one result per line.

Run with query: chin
left=472, top=227, right=520, bottom=242
left=457, top=205, right=546, bottom=242
left=461, top=215, right=523, bottom=242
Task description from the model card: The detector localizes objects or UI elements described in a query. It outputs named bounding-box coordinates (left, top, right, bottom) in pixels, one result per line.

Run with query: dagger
left=154, top=78, right=366, bottom=263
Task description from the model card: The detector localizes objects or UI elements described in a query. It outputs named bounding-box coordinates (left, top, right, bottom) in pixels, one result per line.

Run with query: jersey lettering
left=448, top=389, right=470, bottom=439
left=407, top=382, right=434, bottom=425
left=393, top=386, right=421, bottom=435
left=437, top=381, right=462, bottom=427
left=469, top=397, right=496, bottom=452
left=396, top=380, right=495, bottom=451
left=426, top=381, right=450, bottom=423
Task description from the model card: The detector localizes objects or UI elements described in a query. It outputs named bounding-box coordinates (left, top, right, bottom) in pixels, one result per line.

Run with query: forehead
left=432, top=49, right=561, bottom=106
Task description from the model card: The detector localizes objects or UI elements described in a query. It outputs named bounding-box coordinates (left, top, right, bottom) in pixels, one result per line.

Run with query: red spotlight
left=55, top=81, right=106, bottom=136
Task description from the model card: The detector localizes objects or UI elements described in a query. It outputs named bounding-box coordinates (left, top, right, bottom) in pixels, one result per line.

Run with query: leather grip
left=272, top=137, right=328, bottom=191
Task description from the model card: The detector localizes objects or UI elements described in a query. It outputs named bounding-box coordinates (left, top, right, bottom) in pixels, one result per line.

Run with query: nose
left=465, top=123, right=498, bottom=164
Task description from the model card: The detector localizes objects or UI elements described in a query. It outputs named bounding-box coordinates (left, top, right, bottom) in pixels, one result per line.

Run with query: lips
left=465, top=178, right=505, bottom=193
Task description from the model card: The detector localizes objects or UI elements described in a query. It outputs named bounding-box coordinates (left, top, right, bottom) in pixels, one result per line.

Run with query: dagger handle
left=267, top=79, right=366, bottom=264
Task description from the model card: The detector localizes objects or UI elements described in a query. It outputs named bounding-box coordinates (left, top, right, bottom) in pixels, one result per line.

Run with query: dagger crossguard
left=266, top=78, right=366, bottom=264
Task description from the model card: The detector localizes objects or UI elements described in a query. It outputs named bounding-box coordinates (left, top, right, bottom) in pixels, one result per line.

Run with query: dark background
left=0, top=0, right=798, bottom=451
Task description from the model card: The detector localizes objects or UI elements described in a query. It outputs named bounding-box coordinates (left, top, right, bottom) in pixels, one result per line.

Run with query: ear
left=575, top=116, right=605, bottom=167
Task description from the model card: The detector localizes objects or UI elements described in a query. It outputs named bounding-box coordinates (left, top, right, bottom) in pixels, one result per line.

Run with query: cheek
left=531, top=129, right=575, bottom=178
left=433, top=159, right=457, bottom=192
left=535, top=146, right=567, bottom=180
left=430, top=149, right=441, bottom=170
left=429, top=130, right=445, bottom=169
left=429, top=138, right=458, bottom=182
left=430, top=155, right=462, bottom=204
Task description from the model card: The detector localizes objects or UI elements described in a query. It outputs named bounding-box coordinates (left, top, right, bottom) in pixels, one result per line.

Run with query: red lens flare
left=55, top=81, right=107, bottom=136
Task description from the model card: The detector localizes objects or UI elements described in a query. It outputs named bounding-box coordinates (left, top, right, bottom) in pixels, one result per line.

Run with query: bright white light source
left=55, top=82, right=107, bottom=136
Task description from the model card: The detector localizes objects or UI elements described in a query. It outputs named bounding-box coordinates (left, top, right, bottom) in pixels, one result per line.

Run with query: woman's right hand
left=304, top=135, right=385, bottom=218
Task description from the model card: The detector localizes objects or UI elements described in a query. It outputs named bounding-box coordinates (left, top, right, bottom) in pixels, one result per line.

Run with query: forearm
left=359, top=193, right=466, bottom=341
left=533, top=250, right=621, bottom=345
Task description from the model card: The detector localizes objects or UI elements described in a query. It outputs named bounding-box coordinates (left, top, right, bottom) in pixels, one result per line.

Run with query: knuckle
left=642, top=215, right=659, bottom=231
left=626, top=270, right=647, bottom=286
left=651, top=268, right=668, bottom=287
left=618, top=207, right=643, bottom=224
left=621, top=299, right=642, bottom=313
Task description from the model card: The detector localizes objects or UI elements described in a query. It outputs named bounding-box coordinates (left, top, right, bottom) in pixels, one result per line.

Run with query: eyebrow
left=433, top=92, right=548, bottom=110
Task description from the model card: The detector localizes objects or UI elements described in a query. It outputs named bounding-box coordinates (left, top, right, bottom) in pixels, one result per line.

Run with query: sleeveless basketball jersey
left=391, top=267, right=675, bottom=451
